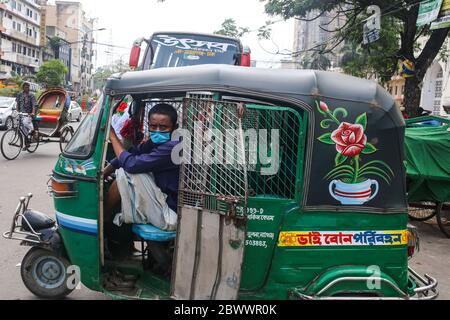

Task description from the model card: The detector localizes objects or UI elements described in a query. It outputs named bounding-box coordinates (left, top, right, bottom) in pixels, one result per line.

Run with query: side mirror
left=240, top=45, right=251, bottom=67
left=129, top=46, right=141, bottom=70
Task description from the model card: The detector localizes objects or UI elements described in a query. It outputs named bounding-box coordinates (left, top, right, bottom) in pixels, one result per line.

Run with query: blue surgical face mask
left=150, top=131, right=171, bottom=145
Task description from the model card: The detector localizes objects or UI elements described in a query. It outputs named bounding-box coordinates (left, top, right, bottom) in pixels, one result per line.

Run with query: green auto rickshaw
left=3, top=65, right=438, bottom=300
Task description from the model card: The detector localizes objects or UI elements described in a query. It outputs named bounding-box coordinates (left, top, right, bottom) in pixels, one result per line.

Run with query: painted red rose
left=331, top=122, right=367, bottom=157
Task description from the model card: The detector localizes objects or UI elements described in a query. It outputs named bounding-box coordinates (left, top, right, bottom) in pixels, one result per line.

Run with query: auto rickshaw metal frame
left=2, top=65, right=440, bottom=300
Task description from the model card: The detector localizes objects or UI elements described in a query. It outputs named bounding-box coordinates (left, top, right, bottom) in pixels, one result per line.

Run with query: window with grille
left=435, top=80, right=442, bottom=98
left=136, top=96, right=303, bottom=210
left=434, top=71, right=443, bottom=114
left=242, top=105, right=302, bottom=200
left=178, top=97, right=303, bottom=208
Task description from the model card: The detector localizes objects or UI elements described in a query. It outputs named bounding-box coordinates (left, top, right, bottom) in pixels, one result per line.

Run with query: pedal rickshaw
left=0, top=88, right=75, bottom=160
left=405, top=116, right=450, bottom=238
left=3, top=65, right=438, bottom=299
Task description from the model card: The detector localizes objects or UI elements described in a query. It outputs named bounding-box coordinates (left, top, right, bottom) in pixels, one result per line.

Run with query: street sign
left=431, top=0, right=450, bottom=29
left=363, top=5, right=381, bottom=45
left=417, top=0, right=443, bottom=26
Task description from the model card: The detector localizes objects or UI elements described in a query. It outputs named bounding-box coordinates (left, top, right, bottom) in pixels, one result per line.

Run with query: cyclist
left=16, top=82, right=38, bottom=147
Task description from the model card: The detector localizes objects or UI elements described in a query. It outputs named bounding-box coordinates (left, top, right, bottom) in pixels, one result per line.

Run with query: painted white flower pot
left=329, top=179, right=379, bottom=205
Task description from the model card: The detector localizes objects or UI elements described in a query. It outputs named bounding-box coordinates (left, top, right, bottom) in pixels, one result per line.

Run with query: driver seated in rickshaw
left=103, top=103, right=179, bottom=231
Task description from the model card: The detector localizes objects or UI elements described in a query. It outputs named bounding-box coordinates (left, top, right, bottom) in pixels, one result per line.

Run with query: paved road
left=0, top=124, right=448, bottom=300
left=409, top=221, right=450, bottom=299
left=0, top=121, right=107, bottom=300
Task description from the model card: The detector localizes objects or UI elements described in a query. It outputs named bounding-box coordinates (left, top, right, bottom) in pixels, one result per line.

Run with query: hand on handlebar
left=103, top=164, right=116, bottom=180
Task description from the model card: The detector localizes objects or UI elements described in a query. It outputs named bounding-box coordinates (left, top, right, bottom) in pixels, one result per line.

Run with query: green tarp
left=405, top=125, right=450, bottom=202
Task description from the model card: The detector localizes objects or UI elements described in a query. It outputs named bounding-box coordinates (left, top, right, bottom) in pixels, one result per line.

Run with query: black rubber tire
left=26, top=133, right=40, bottom=154
left=21, top=247, right=74, bottom=299
left=77, top=114, right=81, bottom=122
left=1, top=129, right=23, bottom=160
left=59, top=127, right=74, bottom=153
left=5, top=117, right=14, bottom=130
left=437, top=203, right=450, bottom=238
left=408, top=202, right=438, bottom=222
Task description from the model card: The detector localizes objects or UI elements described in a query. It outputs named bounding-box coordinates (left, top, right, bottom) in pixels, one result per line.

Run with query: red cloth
left=36, top=115, right=58, bottom=123
left=120, top=119, right=144, bottom=144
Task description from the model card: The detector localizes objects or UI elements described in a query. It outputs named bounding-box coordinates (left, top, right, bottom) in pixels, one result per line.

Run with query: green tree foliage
left=302, top=45, right=332, bottom=70
left=93, top=60, right=130, bottom=91
left=36, top=59, right=68, bottom=88
left=215, top=18, right=250, bottom=38
left=340, top=16, right=401, bottom=83
left=262, top=0, right=450, bottom=116
left=4, top=74, right=24, bottom=88
left=215, top=18, right=273, bottom=40
left=48, top=36, right=62, bottom=55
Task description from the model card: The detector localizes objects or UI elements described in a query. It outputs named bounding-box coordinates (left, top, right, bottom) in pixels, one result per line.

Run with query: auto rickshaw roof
left=105, top=64, right=396, bottom=113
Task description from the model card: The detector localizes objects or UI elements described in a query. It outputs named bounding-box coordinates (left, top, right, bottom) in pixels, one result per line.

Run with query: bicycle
left=1, top=113, right=40, bottom=160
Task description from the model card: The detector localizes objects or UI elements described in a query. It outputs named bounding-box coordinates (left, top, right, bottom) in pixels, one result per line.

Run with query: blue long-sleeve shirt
left=110, top=140, right=180, bottom=212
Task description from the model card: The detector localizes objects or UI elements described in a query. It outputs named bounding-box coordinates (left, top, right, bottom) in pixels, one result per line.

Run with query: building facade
left=0, top=0, right=42, bottom=79
left=386, top=39, right=450, bottom=116
left=292, top=9, right=347, bottom=70
left=45, top=1, right=95, bottom=94
left=43, top=25, right=71, bottom=85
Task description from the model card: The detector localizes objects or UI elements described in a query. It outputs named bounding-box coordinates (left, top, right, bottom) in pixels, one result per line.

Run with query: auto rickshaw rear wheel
left=21, top=247, right=74, bottom=299
left=408, top=202, right=438, bottom=221
left=437, top=203, right=450, bottom=238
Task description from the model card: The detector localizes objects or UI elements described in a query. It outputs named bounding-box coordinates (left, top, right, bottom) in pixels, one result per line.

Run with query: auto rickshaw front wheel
left=21, top=247, right=74, bottom=299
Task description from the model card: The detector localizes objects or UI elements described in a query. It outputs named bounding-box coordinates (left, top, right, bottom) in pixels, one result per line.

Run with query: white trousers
left=22, top=116, right=34, bottom=137
left=114, top=168, right=177, bottom=231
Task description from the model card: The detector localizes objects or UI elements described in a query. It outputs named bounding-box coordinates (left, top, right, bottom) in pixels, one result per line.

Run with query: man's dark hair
left=149, top=103, right=178, bottom=127
left=22, top=82, right=30, bottom=88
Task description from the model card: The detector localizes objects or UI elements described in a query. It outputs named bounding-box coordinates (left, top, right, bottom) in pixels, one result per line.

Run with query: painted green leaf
left=335, top=153, right=348, bottom=166
left=362, top=143, right=377, bottom=155
left=325, top=169, right=355, bottom=180
left=359, top=166, right=392, bottom=182
left=361, top=160, right=395, bottom=177
left=317, top=133, right=335, bottom=145
left=326, top=172, right=354, bottom=181
left=359, top=170, right=392, bottom=185
left=355, top=113, right=368, bottom=130
left=320, top=119, right=334, bottom=129
left=333, top=108, right=348, bottom=120
left=324, top=165, right=355, bottom=180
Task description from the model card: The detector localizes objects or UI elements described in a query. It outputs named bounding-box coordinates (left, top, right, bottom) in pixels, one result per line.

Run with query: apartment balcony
left=5, top=29, right=39, bottom=46
left=17, top=54, right=39, bottom=67
left=3, top=52, right=39, bottom=68
left=0, top=65, right=11, bottom=73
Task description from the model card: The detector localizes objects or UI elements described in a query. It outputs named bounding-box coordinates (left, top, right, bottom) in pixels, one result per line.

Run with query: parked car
left=68, top=101, right=82, bottom=122
left=0, top=97, right=17, bottom=130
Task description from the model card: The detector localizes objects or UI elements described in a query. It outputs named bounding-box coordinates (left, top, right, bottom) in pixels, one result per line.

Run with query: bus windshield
left=144, top=33, right=240, bottom=69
